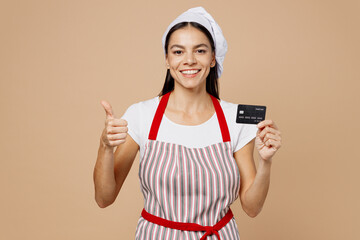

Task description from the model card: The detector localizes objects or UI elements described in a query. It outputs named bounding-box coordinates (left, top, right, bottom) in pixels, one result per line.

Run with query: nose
left=184, top=52, right=197, bottom=65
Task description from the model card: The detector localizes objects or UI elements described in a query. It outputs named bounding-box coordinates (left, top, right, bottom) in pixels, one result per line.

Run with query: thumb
left=100, top=100, right=115, bottom=119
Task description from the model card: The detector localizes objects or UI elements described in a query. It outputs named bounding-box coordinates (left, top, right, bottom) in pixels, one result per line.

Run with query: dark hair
left=158, top=22, right=220, bottom=99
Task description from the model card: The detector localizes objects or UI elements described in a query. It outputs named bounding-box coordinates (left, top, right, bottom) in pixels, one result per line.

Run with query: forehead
left=168, top=26, right=211, bottom=47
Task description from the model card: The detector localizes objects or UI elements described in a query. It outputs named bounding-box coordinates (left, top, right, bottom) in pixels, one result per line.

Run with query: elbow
left=241, top=196, right=264, bottom=218
left=96, top=200, right=110, bottom=208
left=94, top=184, right=117, bottom=208
left=244, top=206, right=263, bottom=218
left=95, top=195, right=115, bottom=208
left=247, top=210, right=260, bottom=218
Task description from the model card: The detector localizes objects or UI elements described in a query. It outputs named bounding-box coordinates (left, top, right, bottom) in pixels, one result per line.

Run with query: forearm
left=93, top=139, right=117, bottom=207
left=243, top=158, right=272, bottom=217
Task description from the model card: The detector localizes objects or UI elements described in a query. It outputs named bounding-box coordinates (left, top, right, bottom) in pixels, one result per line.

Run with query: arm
left=234, top=139, right=271, bottom=218
left=93, top=133, right=139, bottom=208
left=93, top=100, right=140, bottom=208
left=234, top=120, right=282, bottom=217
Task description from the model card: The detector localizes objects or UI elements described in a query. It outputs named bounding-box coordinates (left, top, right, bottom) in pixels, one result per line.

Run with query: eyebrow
left=170, top=43, right=209, bottom=50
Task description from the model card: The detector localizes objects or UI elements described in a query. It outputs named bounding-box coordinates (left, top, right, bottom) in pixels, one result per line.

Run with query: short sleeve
left=233, top=124, right=258, bottom=153
left=120, top=103, right=140, bottom=146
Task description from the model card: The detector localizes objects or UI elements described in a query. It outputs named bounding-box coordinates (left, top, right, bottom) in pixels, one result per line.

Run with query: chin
left=177, top=80, right=205, bottom=90
left=172, top=73, right=207, bottom=90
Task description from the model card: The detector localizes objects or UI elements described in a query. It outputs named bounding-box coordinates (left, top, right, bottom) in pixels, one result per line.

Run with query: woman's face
left=166, top=25, right=215, bottom=91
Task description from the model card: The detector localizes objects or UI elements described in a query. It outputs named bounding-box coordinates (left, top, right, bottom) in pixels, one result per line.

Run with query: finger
left=257, top=119, right=278, bottom=130
left=108, top=133, right=127, bottom=140
left=106, top=126, right=128, bottom=134
left=108, top=139, right=126, bottom=147
left=263, top=133, right=281, bottom=143
left=101, top=100, right=115, bottom=119
left=264, top=138, right=272, bottom=147
left=259, top=126, right=280, bottom=139
left=110, top=118, right=128, bottom=127
left=265, top=139, right=281, bottom=150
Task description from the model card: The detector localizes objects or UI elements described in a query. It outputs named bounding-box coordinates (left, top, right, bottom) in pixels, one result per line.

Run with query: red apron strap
left=210, top=94, right=231, bottom=142
left=148, top=91, right=231, bottom=142
left=148, top=91, right=171, bottom=140
left=141, top=208, right=234, bottom=240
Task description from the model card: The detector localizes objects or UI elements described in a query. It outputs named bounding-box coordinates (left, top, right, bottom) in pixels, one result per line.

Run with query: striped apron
left=135, top=91, right=241, bottom=240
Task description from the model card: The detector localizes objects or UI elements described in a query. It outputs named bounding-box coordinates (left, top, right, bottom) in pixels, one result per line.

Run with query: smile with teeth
left=180, top=69, right=201, bottom=77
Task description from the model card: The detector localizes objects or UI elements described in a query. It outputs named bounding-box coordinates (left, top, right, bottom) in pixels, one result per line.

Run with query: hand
left=255, top=120, right=282, bottom=162
left=100, top=100, right=128, bottom=148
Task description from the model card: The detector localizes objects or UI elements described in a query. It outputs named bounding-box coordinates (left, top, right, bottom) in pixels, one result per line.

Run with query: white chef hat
left=162, top=6, right=228, bottom=78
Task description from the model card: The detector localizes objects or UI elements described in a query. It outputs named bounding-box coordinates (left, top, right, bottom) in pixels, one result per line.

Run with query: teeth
left=181, top=70, right=200, bottom=74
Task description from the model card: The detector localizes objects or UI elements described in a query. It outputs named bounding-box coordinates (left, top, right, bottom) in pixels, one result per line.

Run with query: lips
left=180, top=69, right=201, bottom=78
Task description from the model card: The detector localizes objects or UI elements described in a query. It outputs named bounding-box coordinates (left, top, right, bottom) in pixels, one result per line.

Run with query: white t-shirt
left=121, top=96, right=258, bottom=160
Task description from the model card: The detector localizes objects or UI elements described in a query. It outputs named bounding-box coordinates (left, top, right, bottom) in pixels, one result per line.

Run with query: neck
left=168, top=86, right=213, bottom=114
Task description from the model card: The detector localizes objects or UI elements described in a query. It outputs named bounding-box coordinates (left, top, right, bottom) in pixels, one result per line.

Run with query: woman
left=94, top=6, right=282, bottom=240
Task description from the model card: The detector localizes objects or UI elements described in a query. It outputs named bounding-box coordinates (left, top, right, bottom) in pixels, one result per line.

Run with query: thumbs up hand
left=100, top=100, right=128, bottom=148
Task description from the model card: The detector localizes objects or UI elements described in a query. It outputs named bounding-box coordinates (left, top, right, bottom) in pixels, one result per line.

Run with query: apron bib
left=135, top=91, right=241, bottom=240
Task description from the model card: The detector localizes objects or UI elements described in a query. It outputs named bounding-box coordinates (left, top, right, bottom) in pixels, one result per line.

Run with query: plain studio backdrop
left=1, top=0, right=359, bottom=239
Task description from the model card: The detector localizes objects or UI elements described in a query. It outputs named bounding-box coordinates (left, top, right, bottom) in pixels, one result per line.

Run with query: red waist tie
left=141, top=208, right=234, bottom=240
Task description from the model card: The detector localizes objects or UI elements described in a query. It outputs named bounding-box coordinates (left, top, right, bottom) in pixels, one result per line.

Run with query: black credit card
left=236, top=104, right=266, bottom=124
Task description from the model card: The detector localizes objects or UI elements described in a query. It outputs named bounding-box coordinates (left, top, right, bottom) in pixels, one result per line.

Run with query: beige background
left=1, top=0, right=359, bottom=239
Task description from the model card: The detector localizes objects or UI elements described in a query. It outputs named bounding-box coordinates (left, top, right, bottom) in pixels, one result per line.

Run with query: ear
left=211, top=52, right=216, bottom=67
left=211, top=56, right=216, bottom=67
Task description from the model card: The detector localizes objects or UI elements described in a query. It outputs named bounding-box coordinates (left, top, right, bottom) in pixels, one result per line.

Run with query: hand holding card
left=255, top=119, right=282, bottom=162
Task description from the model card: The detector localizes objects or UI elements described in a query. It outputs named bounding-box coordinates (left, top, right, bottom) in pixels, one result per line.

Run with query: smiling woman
left=163, top=24, right=216, bottom=95
left=161, top=21, right=219, bottom=98
left=94, top=6, right=282, bottom=240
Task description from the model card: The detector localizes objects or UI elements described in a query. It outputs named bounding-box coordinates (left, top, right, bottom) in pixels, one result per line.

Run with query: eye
left=173, top=50, right=182, bottom=55
left=197, top=49, right=207, bottom=54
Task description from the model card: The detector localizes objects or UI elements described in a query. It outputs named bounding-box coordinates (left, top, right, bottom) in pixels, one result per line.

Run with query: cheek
left=168, top=58, right=182, bottom=68
left=199, top=55, right=213, bottom=65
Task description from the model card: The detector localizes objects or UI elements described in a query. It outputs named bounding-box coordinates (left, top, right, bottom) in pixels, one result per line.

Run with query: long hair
left=158, top=22, right=220, bottom=99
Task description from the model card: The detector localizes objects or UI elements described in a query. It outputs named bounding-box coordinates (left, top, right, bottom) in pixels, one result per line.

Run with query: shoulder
left=121, top=96, right=159, bottom=120
left=120, top=96, right=159, bottom=145
left=136, top=96, right=159, bottom=108
left=124, top=96, right=159, bottom=113
left=219, top=98, right=258, bottom=152
left=219, top=98, right=257, bottom=132
left=219, top=98, right=238, bottom=121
